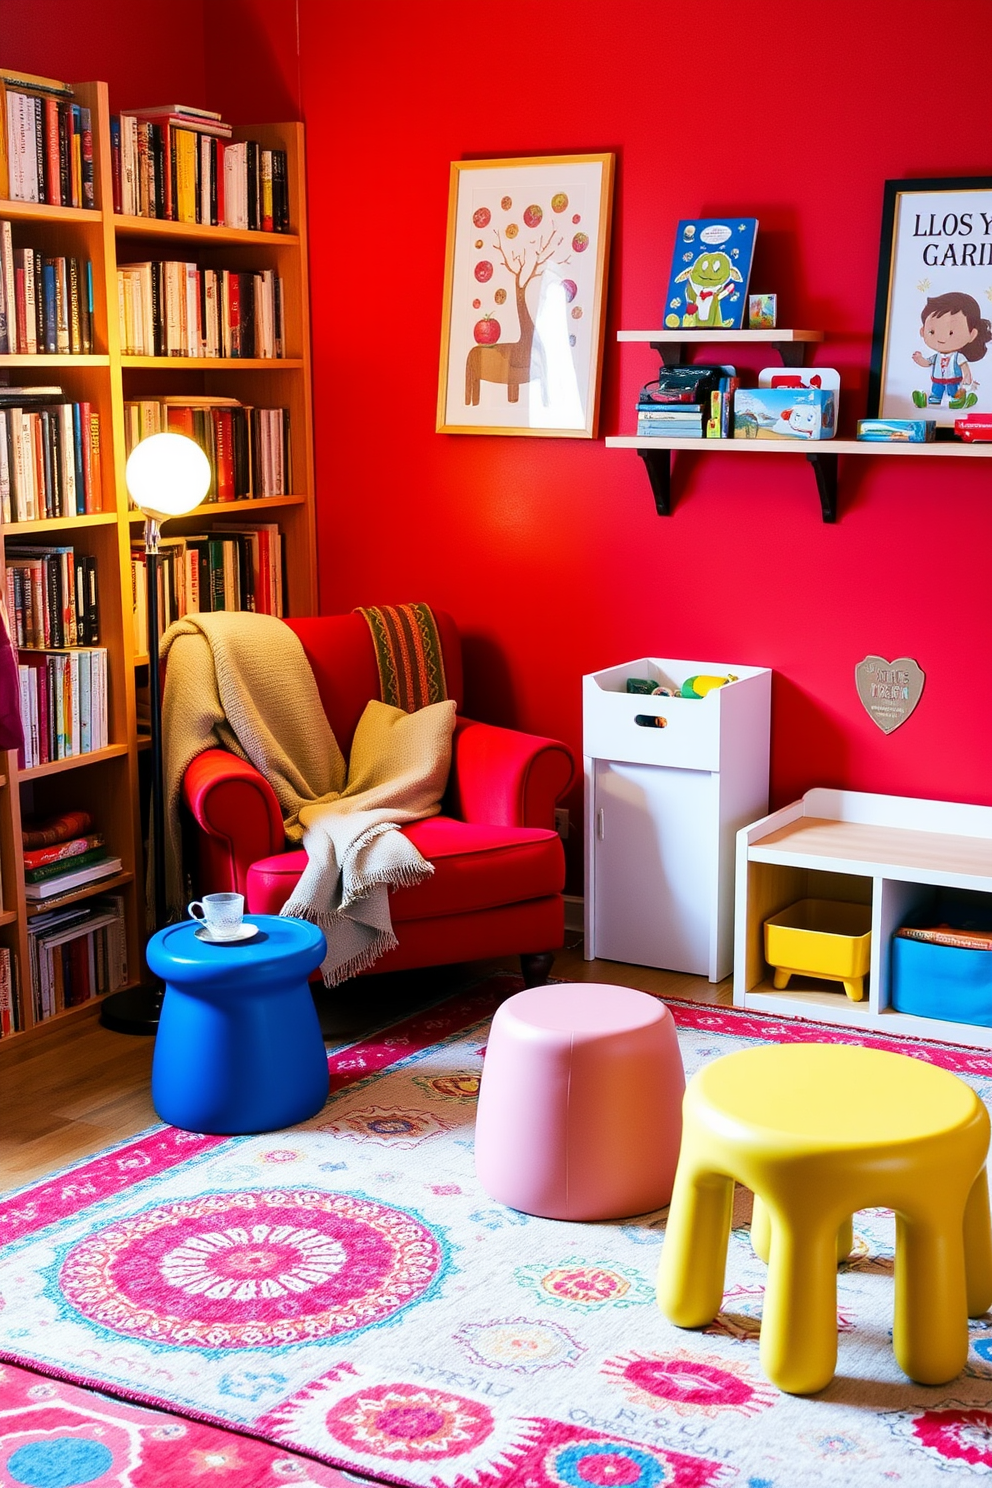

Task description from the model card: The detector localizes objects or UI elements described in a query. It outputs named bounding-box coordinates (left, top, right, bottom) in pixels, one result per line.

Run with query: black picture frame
left=867, top=175, right=992, bottom=424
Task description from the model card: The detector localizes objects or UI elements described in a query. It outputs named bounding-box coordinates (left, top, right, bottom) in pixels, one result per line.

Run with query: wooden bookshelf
left=0, top=83, right=317, bottom=1051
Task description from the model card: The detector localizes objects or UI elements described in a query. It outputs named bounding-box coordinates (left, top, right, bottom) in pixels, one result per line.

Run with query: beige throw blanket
left=160, top=612, right=456, bottom=984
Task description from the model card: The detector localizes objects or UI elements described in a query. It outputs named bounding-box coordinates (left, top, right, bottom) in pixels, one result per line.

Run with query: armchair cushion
left=246, top=816, right=564, bottom=922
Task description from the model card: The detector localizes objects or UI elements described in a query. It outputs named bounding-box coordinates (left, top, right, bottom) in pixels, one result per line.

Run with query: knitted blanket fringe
left=160, top=612, right=456, bottom=986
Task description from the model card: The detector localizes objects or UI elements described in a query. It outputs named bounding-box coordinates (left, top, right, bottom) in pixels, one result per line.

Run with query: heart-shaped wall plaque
left=855, top=656, right=925, bottom=734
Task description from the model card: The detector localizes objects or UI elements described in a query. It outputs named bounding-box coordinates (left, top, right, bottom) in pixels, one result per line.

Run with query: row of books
left=111, top=104, right=289, bottom=231
left=0, top=228, right=94, bottom=355
left=0, top=391, right=103, bottom=522
left=0, top=69, right=95, bottom=209
left=29, top=895, right=127, bottom=1022
left=117, top=262, right=285, bottom=359
left=6, top=543, right=100, bottom=648
left=0, top=947, right=16, bottom=1036
left=17, top=648, right=109, bottom=769
left=132, top=525, right=284, bottom=648
left=124, top=398, right=290, bottom=500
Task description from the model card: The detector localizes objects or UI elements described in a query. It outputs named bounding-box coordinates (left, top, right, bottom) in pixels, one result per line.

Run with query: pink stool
left=475, top=983, right=685, bottom=1220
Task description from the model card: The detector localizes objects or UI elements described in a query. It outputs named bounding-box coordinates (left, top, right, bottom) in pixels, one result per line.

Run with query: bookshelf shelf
left=121, top=356, right=303, bottom=370
left=17, top=744, right=130, bottom=781
left=0, top=86, right=317, bottom=1055
left=0, top=355, right=111, bottom=368
left=114, top=213, right=299, bottom=248
left=24, top=870, right=133, bottom=916
left=617, top=327, right=824, bottom=369
left=0, top=199, right=103, bottom=225
left=4, top=512, right=118, bottom=534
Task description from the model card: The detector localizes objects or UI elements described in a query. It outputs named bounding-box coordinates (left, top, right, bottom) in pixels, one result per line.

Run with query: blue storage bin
left=891, top=934, right=992, bottom=1027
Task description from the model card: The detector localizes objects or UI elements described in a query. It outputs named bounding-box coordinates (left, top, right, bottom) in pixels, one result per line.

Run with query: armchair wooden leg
left=521, top=951, right=555, bottom=987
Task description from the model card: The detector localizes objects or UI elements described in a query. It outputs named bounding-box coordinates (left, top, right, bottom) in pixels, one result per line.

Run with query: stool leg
left=751, top=1194, right=771, bottom=1263
left=760, top=1207, right=840, bottom=1395
left=893, top=1209, right=969, bottom=1385
left=657, top=1164, right=734, bottom=1329
left=753, top=1196, right=852, bottom=1266
left=964, top=1169, right=992, bottom=1318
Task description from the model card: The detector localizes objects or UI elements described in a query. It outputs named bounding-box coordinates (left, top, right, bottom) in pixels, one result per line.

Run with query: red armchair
left=180, top=611, right=574, bottom=984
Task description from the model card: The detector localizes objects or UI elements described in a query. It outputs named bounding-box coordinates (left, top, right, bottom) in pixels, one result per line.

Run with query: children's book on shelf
left=117, top=261, right=284, bottom=359
left=0, top=70, right=95, bottom=209
left=111, top=105, right=289, bottom=231
left=27, top=894, right=127, bottom=1020
left=0, top=391, right=102, bottom=521
left=123, top=397, right=290, bottom=499
left=16, top=647, right=109, bottom=768
left=663, top=218, right=758, bottom=331
left=131, top=524, right=284, bottom=648
left=6, top=543, right=99, bottom=647
left=0, top=225, right=94, bottom=356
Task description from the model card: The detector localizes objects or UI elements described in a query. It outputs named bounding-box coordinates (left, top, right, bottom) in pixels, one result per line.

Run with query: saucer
left=194, top=922, right=259, bottom=944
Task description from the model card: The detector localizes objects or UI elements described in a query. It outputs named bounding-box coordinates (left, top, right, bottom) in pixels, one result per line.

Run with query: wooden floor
left=0, top=940, right=730, bottom=1195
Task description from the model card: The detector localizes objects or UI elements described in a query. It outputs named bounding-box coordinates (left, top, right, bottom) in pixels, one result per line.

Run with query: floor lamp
left=100, top=433, right=211, bottom=1035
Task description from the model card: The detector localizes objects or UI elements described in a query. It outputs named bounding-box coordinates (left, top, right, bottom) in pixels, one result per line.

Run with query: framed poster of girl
left=868, top=177, right=992, bottom=428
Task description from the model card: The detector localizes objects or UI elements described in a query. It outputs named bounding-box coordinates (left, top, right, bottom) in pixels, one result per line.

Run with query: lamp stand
left=100, top=517, right=166, bottom=1035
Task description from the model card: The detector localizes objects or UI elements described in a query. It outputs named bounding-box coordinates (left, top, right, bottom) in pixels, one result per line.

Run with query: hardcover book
left=663, top=218, right=758, bottom=332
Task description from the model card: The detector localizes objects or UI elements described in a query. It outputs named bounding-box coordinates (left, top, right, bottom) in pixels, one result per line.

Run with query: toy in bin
left=764, top=899, right=872, bottom=1001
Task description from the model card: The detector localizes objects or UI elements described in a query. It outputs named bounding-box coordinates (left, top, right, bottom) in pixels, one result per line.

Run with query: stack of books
left=0, top=69, right=95, bottom=209
left=636, top=367, right=732, bottom=440
left=6, top=542, right=99, bottom=647
left=131, top=525, right=284, bottom=648
left=110, top=105, right=289, bottom=232
left=0, top=390, right=102, bottom=521
left=16, top=648, right=109, bottom=768
left=0, top=227, right=94, bottom=355
left=22, top=813, right=120, bottom=904
left=706, top=376, right=740, bottom=439
left=28, top=895, right=127, bottom=1018
left=117, top=261, right=284, bottom=358
left=123, top=398, right=290, bottom=500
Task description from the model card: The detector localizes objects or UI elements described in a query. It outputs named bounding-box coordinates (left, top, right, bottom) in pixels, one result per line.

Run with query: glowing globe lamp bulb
left=125, top=432, right=211, bottom=519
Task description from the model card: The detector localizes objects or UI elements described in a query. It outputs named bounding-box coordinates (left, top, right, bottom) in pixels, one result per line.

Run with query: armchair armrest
left=182, top=749, right=284, bottom=897
left=448, top=716, right=573, bottom=830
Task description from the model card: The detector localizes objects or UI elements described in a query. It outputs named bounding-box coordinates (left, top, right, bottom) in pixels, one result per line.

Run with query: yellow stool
left=656, top=1042, right=992, bottom=1395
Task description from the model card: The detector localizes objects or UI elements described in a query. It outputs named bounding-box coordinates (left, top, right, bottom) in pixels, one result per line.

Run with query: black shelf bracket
left=806, top=450, right=838, bottom=523
left=637, top=448, right=672, bottom=516
left=649, top=338, right=812, bottom=368
left=632, top=446, right=838, bottom=522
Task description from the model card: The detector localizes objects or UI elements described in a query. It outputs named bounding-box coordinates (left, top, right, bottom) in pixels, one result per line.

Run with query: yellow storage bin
left=764, top=898, right=872, bottom=1002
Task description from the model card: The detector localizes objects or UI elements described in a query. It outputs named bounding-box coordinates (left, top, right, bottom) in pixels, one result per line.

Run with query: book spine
left=70, top=103, right=82, bottom=208
left=44, top=97, right=60, bottom=205
left=68, top=256, right=81, bottom=355
left=57, top=98, right=70, bottom=206
left=0, top=222, right=13, bottom=355
left=80, top=106, right=94, bottom=209
left=110, top=116, right=122, bottom=213
left=33, top=96, right=45, bottom=204
left=261, top=149, right=273, bottom=231
left=79, top=402, right=93, bottom=516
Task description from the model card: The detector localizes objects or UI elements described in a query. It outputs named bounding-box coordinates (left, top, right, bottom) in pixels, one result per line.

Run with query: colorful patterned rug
left=4, top=981, right=992, bottom=1488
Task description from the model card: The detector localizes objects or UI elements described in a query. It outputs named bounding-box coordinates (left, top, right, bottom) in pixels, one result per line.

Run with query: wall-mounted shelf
left=606, top=436, right=992, bottom=523
left=618, top=328, right=824, bottom=368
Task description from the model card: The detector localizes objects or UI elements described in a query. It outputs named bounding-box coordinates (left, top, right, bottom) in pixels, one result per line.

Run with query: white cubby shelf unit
left=734, top=788, right=992, bottom=1048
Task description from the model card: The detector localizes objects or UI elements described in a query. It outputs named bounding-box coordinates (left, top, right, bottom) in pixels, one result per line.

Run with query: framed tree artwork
left=437, top=154, right=614, bottom=438
left=868, top=176, right=992, bottom=428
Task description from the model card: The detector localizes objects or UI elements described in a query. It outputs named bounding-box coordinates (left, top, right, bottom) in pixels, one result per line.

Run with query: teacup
left=188, top=892, right=245, bottom=939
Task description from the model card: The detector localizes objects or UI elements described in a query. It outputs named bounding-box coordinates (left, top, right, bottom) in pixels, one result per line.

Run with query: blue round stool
left=148, top=915, right=328, bottom=1134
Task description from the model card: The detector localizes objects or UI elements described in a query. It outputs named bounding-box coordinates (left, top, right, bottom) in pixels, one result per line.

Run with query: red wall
left=298, top=0, right=992, bottom=886
left=0, top=0, right=209, bottom=114
left=8, top=2, right=992, bottom=896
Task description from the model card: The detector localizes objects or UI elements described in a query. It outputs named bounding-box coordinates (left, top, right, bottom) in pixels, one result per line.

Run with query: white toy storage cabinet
left=583, top=657, right=771, bottom=982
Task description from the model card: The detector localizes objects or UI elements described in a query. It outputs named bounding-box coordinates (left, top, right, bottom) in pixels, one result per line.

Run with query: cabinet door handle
left=597, top=808, right=605, bottom=840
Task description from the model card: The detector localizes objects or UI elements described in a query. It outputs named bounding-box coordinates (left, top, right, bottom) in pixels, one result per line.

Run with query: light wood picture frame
left=437, top=153, right=614, bottom=438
